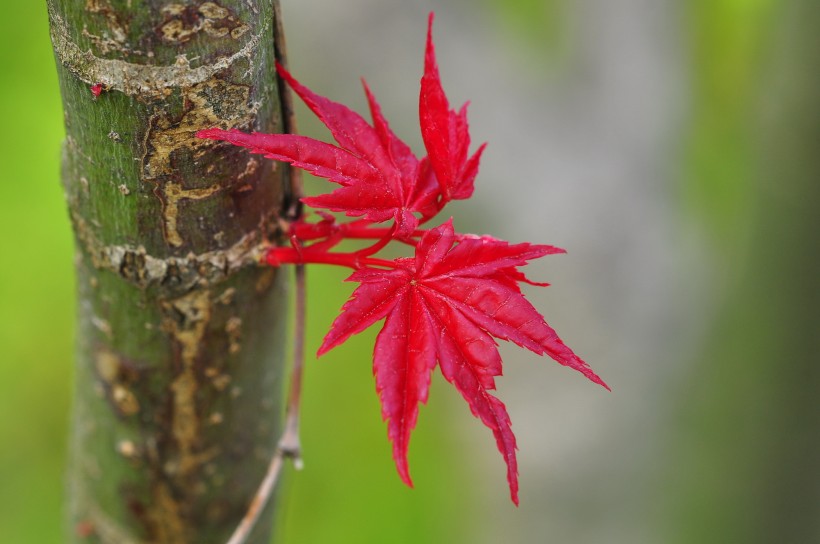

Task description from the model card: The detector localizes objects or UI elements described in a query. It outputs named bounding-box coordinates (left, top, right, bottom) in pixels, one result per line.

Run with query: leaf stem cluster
left=268, top=216, right=425, bottom=270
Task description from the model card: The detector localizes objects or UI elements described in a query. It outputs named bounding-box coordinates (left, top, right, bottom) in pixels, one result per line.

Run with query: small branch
left=228, top=233, right=395, bottom=544
left=224, top=447, right=286, bottom=544
left=273, top=0, right=304, bottom=222
left=225, top=264, right=307, bottom=544
left=279, top=263, right=306, bottom=466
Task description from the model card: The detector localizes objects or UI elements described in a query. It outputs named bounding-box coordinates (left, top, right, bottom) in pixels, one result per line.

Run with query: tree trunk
left=48, top=1, right=291, bottom=542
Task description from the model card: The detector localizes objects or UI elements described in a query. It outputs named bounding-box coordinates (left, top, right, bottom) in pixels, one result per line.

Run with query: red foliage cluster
left=198, top=13, right=606, bottom=505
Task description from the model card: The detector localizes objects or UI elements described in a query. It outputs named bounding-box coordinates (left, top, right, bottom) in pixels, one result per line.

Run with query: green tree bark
left=48, top=1, right=291, bottom=542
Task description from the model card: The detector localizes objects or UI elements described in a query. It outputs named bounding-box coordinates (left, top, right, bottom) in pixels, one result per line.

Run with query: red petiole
left=267, top=245, right=398, bottom=270
left=278, top=215, right=427, bottom=268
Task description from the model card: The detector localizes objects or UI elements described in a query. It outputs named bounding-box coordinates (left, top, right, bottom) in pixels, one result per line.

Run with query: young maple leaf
left=317, top=220, right=608, bottom=505
left=198, top=13, right=604, bottom=507
left=420, top=13, right=487, bottom=202
left=196, top=14, right=484, bottom=238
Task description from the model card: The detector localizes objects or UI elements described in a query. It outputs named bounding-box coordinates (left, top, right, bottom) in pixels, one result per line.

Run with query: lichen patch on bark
left=141, top=78, right=255, bottom=247
left=217, top=286, right=237, bottom=305
left=95, top=349, right=121, bottom=384
left=205, top=365, right=232, bottom=391
left=116, top=439, right=138, bottom=459
left=143, top=78, right=253, bottom=180
left=94, top=348, right=143, bottom=418
left=159, top=2, right=249, bottom=44
left=85, top=0, right=128, bottom=44
left=161, top=289, right=210, bottom=471
left=147, top=481, right=188, bottom=544
left=237, top=156, right=261, bottom=182
left=161, top=182, right=223, bottom=247
left=71, top=211, right=270, bottom=291
left=48, top=3, right=269, bottom=97
left=225, top=315, right=242, bottom=354
left=159, top=288, right=228, bottom=482
left=112, top=384, right=141, bottom=416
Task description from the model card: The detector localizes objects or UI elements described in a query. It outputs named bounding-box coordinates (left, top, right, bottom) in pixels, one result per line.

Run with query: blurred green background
left=1, top=1, right=817, bottom=543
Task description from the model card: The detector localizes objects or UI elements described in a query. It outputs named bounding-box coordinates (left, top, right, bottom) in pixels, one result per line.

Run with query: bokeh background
left=1, top=0, right=817, bottom=542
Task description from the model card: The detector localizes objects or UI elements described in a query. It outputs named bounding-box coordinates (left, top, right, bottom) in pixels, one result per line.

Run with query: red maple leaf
left=197, top=12, right=606, bottom=506
left=316, top=220, right=608, bottom=505
left=420, top=13, right=486, bottom=201
left=197, top=14, right=483, bottom=238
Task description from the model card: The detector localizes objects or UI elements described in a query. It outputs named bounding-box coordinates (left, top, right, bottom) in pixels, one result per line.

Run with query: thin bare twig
left=280, top=262, right=306, bottom=465
left=273, top=0, right=307, bottom=477
left=225, top=266, right=305, bottom=544
left=225, top=263, right=306, bottom=544
left=225, top=448, right=286, bottom=544
left=273, top=0, right=304, bottom=222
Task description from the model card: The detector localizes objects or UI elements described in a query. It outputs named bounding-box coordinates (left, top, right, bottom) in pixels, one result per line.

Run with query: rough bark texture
left=48, top=1, right=290, bottom=542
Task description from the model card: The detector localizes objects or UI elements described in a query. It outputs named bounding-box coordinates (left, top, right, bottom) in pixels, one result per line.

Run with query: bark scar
left=161, top=289, right=212, bottom=478
left=85, top=0, right=128, bottom=43
left=71, top=211, right=273, bottom=291
left=159, top=2, right=250, bottom=44
left=142, top=78, right=255, bottom=247
left=162, top=182, right=223, bottom=247
left=48, top=2, right=269, bottom=97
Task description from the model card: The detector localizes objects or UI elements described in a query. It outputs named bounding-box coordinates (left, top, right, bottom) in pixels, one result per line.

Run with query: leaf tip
left=424, top=12, right=438, bottom=74
left=316, top=332, right=340, bottom=357
left=394, top=453, right=415, bottom=489
left=580, top=362, right=611, bottom=391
